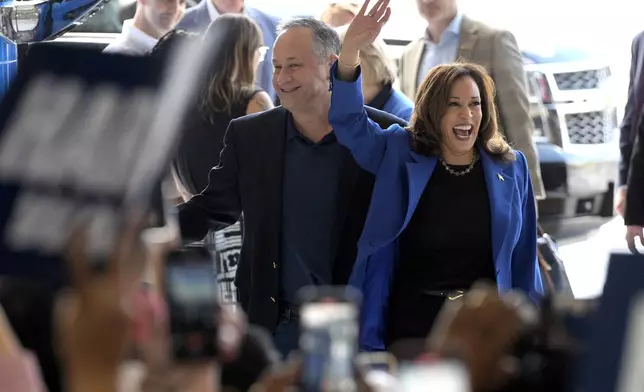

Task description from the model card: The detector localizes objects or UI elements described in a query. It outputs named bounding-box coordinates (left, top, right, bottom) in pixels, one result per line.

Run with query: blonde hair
left=336, top=25, right=397, bottom=86
left=320, top=2, right=361, bottom=25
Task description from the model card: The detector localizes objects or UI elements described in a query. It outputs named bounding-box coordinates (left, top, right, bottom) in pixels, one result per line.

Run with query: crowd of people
left=0, top=0, right=643, bottom=390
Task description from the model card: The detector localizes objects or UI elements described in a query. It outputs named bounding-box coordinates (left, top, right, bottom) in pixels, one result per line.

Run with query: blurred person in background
left=330, top=0, right=542, bottom=351
left=617, top=30, right=644, bottom=218
left=625, top=132, right=644, bottom=253
left=320, top=2, right=360, bottom=28
left=336, top=25, right=413, bottom=121
left=177, top=0, right=279, bottom=102
left=399, top=0, right=545, bottom=201
left=172, top=14, right=273, bottom=197
left=160, top=15, right=273, bottom=305
left=103, top=0, right=186, bottom=54
left=173, top=17, right=406, bottom=358
left=618, top=30, right=644, bottom=252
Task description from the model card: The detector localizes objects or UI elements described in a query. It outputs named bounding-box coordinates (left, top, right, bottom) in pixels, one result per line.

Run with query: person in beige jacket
left=400, top=0, right=545, bottom=199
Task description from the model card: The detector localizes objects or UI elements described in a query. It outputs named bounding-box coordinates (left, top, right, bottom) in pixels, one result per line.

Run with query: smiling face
left=439, top=76, right=482, bottom=161
left=272, top=27, right=333, bottom=114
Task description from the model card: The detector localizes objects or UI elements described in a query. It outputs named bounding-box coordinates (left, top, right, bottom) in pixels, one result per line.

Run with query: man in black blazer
left=174, top=17, right=406, bottom=357
left=619, top=30, right=644, bottom=252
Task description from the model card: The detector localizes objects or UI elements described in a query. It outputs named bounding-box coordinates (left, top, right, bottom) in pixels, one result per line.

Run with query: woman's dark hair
left=201, top=14, right=264, bottom=118
left=408, top=62, right=515, bottom=163
left=148, top=28, right=199, bottom=60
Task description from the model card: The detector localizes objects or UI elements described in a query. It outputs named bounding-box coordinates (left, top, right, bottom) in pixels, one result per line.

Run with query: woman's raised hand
left=342, top=0, right=391, bottom=54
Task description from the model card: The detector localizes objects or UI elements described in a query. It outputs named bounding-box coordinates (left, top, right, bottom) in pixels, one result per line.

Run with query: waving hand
left=343, top=0, right=391, bottom=53
left=337, top=0, right=391, bottom=79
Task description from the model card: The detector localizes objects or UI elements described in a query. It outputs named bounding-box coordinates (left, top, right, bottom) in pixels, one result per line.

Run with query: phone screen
left=167, top=264, right=214, bottom=305
left=299, top=288, right=360, bottom=392
left=165, top=247, right=218, bottom=361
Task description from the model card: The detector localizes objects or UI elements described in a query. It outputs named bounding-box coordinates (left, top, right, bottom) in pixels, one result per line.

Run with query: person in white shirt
left=102, top=0, right=188, bottom=208
left=103, top=0, right=187, bottom=55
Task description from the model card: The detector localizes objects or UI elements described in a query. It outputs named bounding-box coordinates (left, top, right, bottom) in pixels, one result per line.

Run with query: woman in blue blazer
left=328, top=0, right=543, bottom=352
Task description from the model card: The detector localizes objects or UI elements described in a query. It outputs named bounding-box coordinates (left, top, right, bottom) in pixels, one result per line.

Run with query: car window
left=68, top=0, right=132, bottom=33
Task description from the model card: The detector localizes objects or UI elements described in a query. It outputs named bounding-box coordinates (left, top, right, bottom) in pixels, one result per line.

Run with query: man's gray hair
left=276, top=17, right=341, bottom=62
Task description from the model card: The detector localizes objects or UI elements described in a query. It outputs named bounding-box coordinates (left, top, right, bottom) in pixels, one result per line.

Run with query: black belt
left=421, top=289, right=466, bottom=300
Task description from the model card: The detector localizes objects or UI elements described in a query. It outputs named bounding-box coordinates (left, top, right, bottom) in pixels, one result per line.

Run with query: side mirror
left=0, top=0, right=111, bottom=94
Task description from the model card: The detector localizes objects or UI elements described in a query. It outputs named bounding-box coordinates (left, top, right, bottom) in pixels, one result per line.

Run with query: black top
left=366, top=83, right=393, bottom=111
left=280, top=115, right=353, bottom=307
left=173, top=90, right=260, bottom=195
left=386, top=159, right=496, bottom=344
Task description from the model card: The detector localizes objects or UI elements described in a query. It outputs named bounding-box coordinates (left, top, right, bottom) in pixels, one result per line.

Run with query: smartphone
left=164, top=246, right=218, bottom=361
left=297, top=286, right=362, bottom=392
left=398, top=360, right=471, bottom=392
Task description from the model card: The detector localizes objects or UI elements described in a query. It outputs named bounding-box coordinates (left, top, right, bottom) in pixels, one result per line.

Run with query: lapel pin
left=497, top=173, right=504, bottom=182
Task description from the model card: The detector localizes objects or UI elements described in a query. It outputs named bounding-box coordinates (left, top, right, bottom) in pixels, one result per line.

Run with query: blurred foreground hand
left=133, top=224, right=246, bottom=392
left=427, top=282, right=522, bottom=392
left=56, top=215, right=147, bottom=392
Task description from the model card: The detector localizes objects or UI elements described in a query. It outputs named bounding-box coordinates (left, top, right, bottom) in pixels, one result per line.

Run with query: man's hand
left=616, top=185, right=628, bottom=217
left=626, top=225, right=644, bottom=254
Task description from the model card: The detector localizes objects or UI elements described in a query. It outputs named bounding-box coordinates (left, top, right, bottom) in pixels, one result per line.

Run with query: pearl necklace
left=440, top=151, right=479, bottom=177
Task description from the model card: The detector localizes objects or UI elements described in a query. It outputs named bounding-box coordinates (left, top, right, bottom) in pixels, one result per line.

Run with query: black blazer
left=626, top=123, right=644, bottom=226
left=619, top=31, right=644, bottom=187
left=174, top=106, right=407, bottom=332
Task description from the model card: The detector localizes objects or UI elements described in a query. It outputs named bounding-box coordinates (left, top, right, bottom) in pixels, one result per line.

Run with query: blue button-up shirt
left=279, top=115, right=352, bottom=307
left=416, top=13, right=464, bottom=88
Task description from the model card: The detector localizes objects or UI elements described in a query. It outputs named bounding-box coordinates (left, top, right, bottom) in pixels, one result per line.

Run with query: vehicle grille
left=565, top=111, right=611, bottom=144
left=553, top=68, right=609, bottom=90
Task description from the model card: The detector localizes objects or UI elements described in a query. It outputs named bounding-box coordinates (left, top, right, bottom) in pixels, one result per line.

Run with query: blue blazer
left=381, top=89, right=414, bottom=122
left=177, top=3, right=279, bottom=101
left=328, top=62, right=544, bottom=351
